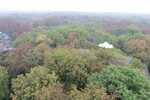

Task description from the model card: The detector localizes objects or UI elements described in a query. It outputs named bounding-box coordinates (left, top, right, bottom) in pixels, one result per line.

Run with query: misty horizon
left=0, top=0, right=150, bottom=14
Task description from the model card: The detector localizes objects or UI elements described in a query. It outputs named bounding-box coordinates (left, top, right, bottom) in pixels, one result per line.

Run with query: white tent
left=98, top=42, right=113, bottom=48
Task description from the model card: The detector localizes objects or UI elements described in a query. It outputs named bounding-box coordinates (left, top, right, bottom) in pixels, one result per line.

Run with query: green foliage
left=99, top=32, right=144, bottom=50
left=11, top=66, right=58, bottom=100
left=125, top=26, right=142, bottom=35
left=12, top=32, right=37, bottom=47
left=86, top=35, right=100, bottom=43
left=53, top=26, right=70, bottom=39
left=56, top=53, right=89, bottom=90
left=47, top=31, right=65, bottom=46
left=0, top=52, right=8, bottom=66
left=131, top=33, right=145, bottom=40
left=87, top=65, right=150, bottom=100
left=22, top=49, right=44, bottom=67
left=131, top=58, right=146, bottom=69
left=34, top=43, right=52, bottom=66
left=85, top=22, right=103, bottom=33
left=95, top=48, right=114, bottom=65
left=113, top=28, right=127, bottom=36
left=68, top=84, right=116, bottom=100
left=12, top=26, right=69, bottom=47
left=36, top=26, right=69, bottom=46
left=138, top=51, right=150, bottom=64
left=35, top=42, right=51, bottom=52
left=99, top=33, right=118, bottom=46
left=113, top=26, right=142, bottom=36
left=2, top=14, right=150, bottom=99
left=52, top=48, right=69, bottom=59
left=0, top=66, right=9, bottom=100
left=53, top=48, right=110, bottom=90
left=78, top=49, right=107, bottom=74
left=79, top=40, right=98, bottom=49
left=73, top=27, right=89, bottom=41
left=32, top=26, right=49, bottom=32
left=116, top=34, right=131, bottom=49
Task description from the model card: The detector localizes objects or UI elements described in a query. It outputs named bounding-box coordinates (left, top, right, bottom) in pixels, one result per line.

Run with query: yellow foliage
left=36, top=35, right=47, bottom=43
left=68, top=84, right=116, bottom=100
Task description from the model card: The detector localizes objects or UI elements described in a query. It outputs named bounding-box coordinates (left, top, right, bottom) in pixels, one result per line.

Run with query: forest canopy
left=0, top=12, right=150, bottom=100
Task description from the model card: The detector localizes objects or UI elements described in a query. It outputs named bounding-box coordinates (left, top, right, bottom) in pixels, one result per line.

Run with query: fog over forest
left=0, top=11, right=150, bottom=100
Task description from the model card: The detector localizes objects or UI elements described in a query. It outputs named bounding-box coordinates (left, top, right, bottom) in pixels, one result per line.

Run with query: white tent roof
left=98, top=42, right=113, bottom=48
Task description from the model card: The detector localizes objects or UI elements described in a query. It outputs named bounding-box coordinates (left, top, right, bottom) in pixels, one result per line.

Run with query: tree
left=0, top=52, right=8, bottom=66
left=113, top=28, right=127, bottom=36
left=53, top=26, right=70, bottom=39
left=87, top=65, right=150, bottom=100
left=124, top=39, right=149, bottom=54
left=52, top=48, right=107, bottom=90
left=47, top=45, right=77, bottom=67
left=116, top=35, right=130, bottom=50
left=34, top=43, right=52, bottom=67
left=49, top=47, right=70, bottom=68
left=94, top=48, right=114, bottom=65
left=6, top=43, right=33, bottom=77
left=0, top=17, right=32, bottom=39
left=99, top=33, right=118, bottom=46
left=123, top=39, right=150, bottom=63
left=12, top=32, right=37, bottom=47
left=34, top=84, right=69, bottom=100
left=124, top=26, right=141, bottom=35
left=68, top=84, right=116, bottom=100
left=78, top=49, right=107, bottom=74
left=113, top=26, right=141, bottom=36
left=56, top=53, right=89, bottom=90
left=11, top=66, right=58, bottom=100
left=145, top=36, right=150, bottom=46
left=47, top=31, right=66, bottom=46
left=79, top=40, right=98, bottom=49
left=130, top=58, right=146, bottom=69
left=36, top=34, right=47, bottom=43
left=52, top=48, right=69, bottom=59
left=22, top=49, right=43, bottom=67
left=73, top=27, right=89, bottom=41
left=66, top=31, right=79, bottom=48
left=0, top=66, right=9, bottom=100
left=138, top=51, right=150, bottom=64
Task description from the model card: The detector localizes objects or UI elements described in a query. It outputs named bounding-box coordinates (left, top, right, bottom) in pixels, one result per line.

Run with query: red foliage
left=0, top=17, right=32, bottom=38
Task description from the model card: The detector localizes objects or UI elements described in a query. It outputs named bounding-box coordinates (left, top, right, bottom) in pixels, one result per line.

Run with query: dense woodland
left=0, top=12, right=150, bottom=100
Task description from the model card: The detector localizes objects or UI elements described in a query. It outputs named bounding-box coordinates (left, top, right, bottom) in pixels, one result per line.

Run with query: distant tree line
left=0, top=13, right=150, bottom=100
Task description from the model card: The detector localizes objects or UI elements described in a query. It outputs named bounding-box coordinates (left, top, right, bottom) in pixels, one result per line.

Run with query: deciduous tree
left=88, top=65, right=150, bottom=100
left=11, top=66, right=58, bottom=100
left=0, top=66, right=9, bottom=100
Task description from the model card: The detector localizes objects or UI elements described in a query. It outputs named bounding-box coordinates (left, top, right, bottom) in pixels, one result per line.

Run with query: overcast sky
left=0, top=0, right=150, bottom=13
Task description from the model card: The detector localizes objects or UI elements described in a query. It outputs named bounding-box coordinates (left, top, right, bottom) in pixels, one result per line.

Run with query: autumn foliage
left=0, top=13, right=150, bottom=100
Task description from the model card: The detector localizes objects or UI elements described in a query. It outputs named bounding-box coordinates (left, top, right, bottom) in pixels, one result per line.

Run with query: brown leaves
left=68, top=84, right=116, bottom=100
left=34, top=84, right=69, bottom=100
left=124, top=39, right=149, bottom=56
